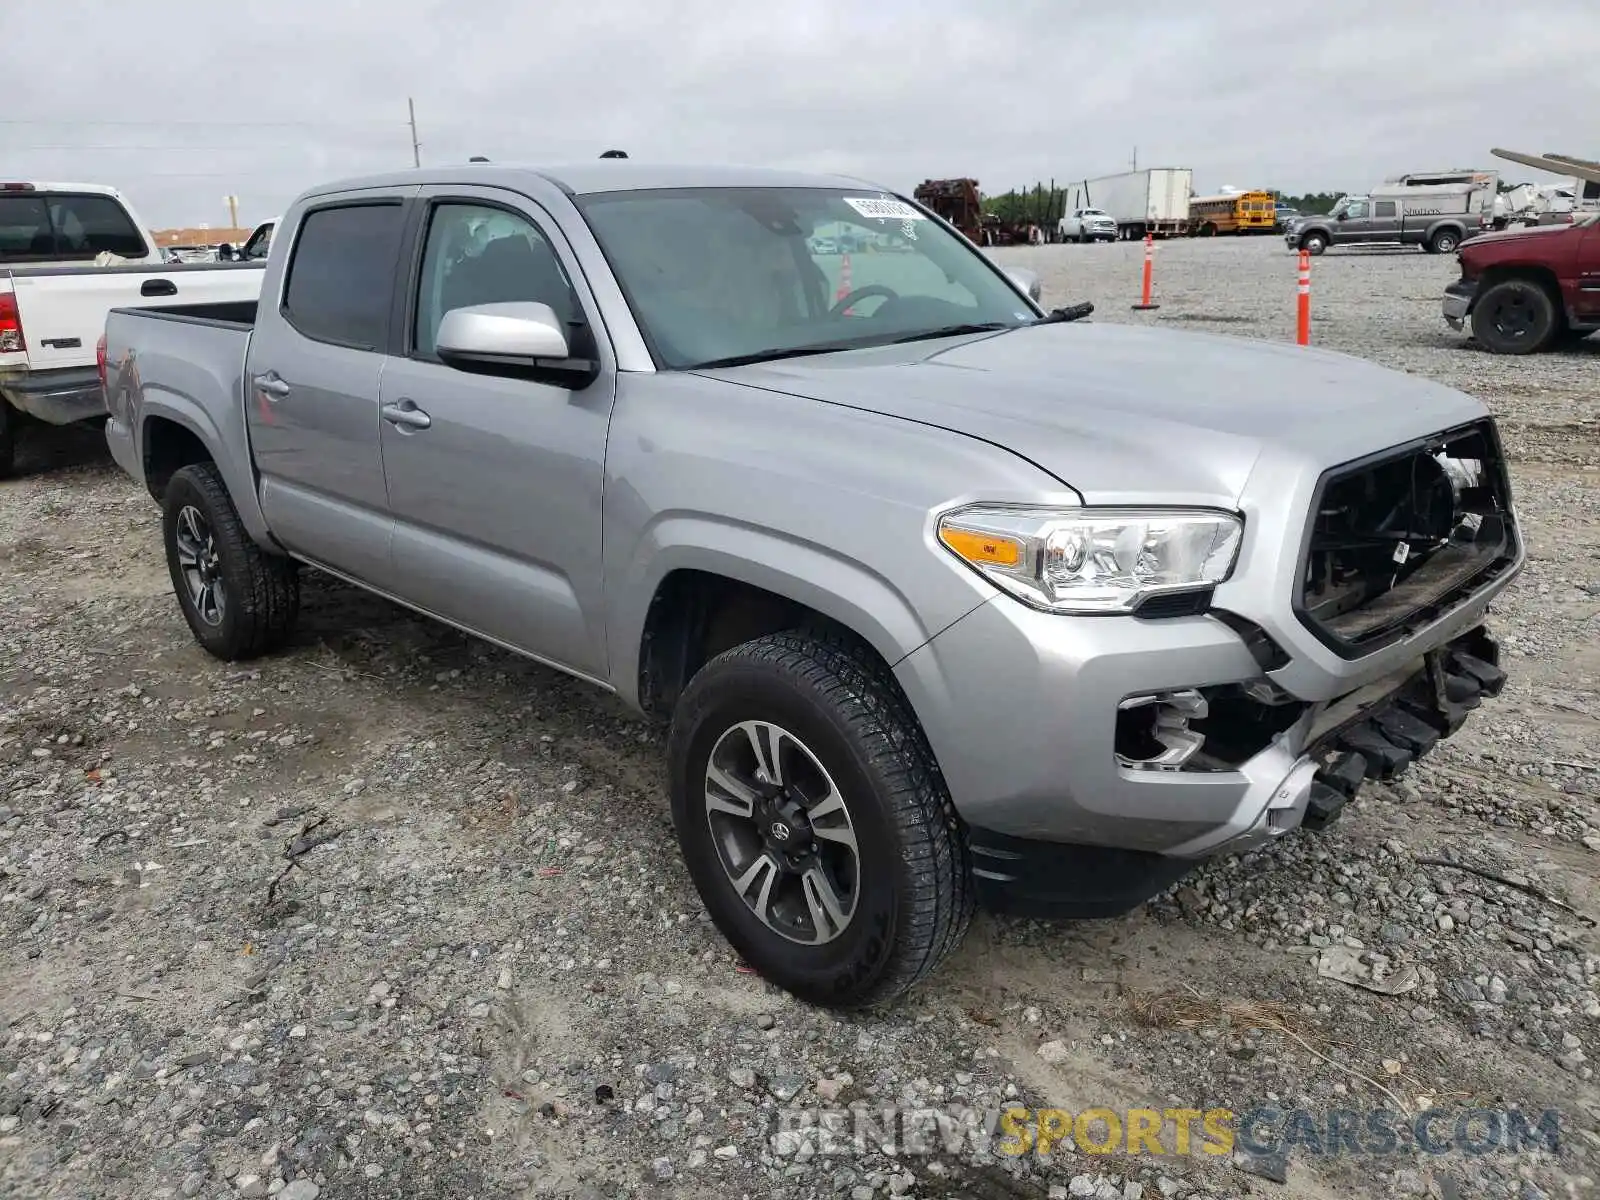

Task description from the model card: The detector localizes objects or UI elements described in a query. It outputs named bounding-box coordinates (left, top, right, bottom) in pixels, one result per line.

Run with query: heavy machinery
left=1489, top=149, right=1600, bottom=225
left=912, top=179, right=1048, bottom=246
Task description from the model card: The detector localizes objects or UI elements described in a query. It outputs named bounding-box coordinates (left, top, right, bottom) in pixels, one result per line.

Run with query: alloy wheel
left=703, top=719, right=860, bottom=946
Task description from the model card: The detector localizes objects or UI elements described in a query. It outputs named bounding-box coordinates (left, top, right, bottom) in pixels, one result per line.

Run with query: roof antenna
left=600, top=149, right=628, bottom=159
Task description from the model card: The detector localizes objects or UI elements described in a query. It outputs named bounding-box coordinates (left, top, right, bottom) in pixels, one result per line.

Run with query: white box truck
left=1063, top=169, right=1193, bottom=240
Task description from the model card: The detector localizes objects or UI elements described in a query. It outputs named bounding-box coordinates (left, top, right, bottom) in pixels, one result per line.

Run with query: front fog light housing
left=936, top=504, right=1242, bottom=614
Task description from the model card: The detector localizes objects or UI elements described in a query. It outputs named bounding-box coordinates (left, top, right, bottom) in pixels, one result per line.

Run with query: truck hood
left=694, top=322, right=1488, bottom=507
left=1465, top=221, right=1583, bottom=252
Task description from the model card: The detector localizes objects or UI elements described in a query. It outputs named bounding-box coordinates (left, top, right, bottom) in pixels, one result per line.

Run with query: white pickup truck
left=0, top=180, right=266, bottom=476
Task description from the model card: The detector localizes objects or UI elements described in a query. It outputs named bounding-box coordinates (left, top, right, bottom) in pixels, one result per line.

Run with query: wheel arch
left=136, top=396, right=275, bottom=549
left=1474, top=262, right=1563, bottom=310
left=625, top=531, right=952, bottom=720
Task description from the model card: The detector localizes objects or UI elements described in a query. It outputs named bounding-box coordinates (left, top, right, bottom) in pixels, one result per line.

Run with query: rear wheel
left=162, top=462, right=300, bottom=660
left=667, top=630, right=973, bottom=1009
left=1470, top=278, right=1558, bottom=355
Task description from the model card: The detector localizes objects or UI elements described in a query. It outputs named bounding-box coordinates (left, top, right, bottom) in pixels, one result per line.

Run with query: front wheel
left=162, top=462, right=300, bottom=660
left=1470, top=278, right=1558, bottom=355
left=1301, top=232, right=1328, bottom=255
left=667, top=630, right=973, bottom=1009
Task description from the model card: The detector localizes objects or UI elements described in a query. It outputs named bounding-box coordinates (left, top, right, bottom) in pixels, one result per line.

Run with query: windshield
left=574, top=186, right=1038, bottom=369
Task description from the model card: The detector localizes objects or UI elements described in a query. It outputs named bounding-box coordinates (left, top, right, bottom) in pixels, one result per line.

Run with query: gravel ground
left=3, top=237, right=1598, bottom=1200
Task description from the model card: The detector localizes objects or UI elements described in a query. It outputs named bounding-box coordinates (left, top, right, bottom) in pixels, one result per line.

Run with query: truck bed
left=113, top=298, right=259, bottom=329
left=102, top=300, right=262, bottom=527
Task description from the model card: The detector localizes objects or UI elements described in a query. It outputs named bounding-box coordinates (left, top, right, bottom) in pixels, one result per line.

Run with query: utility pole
left=408, top=98, right=421, bottom=167
left=224, top=194, right=238, bottom=228
left=1132, top=146, right=1138, bottom=172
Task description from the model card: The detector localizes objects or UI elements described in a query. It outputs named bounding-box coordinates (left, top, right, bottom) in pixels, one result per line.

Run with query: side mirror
left=217, top=243, right=234, bottom=260
left=1336, top=212, right=1347, bottom=221
left=435, top=301, right=596, bottom=384
left=1006, top=267, right=1043, bottom=303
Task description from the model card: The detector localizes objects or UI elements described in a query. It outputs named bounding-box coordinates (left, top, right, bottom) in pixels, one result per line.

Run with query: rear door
left=1368, top=198, right=1401, bottom=244
left=244, top=189, right=415, bottom=585
left=0, top=190, right=158, bottom=370
left=376, top=186, right=616, bottom=678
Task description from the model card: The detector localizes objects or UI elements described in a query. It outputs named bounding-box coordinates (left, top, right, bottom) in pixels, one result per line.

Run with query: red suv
left=1443, top=213, right=1600, bottom=353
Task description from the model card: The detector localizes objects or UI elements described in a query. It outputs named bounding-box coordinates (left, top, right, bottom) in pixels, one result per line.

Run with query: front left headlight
left=936, top=504, right=1242, bottom=614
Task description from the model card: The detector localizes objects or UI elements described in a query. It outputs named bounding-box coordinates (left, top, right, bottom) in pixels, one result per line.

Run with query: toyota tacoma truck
left=0, top=180, right=266, bottom=476
left=1442, top=212, right=1600, bottom=354
left=102, top=162, right=1525, bottom=1009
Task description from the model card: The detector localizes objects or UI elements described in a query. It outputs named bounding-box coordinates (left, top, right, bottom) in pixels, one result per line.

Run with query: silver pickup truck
left=102, top=162, right=1525, bottom=1009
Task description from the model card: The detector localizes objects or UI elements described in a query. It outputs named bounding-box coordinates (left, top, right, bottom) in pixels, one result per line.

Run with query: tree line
left=978, top=184, right=1350, bottom=220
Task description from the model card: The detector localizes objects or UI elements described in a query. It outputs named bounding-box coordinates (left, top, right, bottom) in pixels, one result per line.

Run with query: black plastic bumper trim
left=967, top=830, right=1197, bottom=920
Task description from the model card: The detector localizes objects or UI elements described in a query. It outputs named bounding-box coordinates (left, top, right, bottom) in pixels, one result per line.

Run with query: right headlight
left=936, top=504, right=1243, bottom=614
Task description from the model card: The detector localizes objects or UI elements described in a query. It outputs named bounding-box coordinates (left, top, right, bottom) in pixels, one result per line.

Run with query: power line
left=0, top=117, right=405, bottom=129
left=2, top=144, right=383, bottom=152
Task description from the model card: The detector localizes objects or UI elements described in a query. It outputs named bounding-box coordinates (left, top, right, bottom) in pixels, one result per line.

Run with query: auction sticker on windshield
left=843, top=197, right=927, bottom=222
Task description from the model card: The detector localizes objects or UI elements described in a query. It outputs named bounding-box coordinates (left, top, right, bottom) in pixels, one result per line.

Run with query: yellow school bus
left=1189, top=190, right=1277, bottom=235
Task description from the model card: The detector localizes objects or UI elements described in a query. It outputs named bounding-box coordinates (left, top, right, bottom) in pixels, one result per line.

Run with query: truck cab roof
left=295, top=162, right=886, bottom=203
left=1, top=180, right=128, bottom=196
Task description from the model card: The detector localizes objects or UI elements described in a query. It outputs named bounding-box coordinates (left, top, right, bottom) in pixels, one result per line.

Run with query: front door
left=377, top=189, right=616, bottom=679
left=1575, top=222, right=1600, bottom=323
left=1338, top=198, right=1377, bottom=244
left=244, top=191, right=414, bottom=584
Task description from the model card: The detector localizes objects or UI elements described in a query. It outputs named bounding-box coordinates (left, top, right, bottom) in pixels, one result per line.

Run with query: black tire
left=1301, top=231, right=1328, bottom=255
left=1470, top=278, right=1558, bottom=355
left=162, top=462, right=300, bottom=660
left=1429, top=228, right=1462, bottom=254
left=0, top=402, right=15, bottom=481
left=667, top=629, right=973, bottom=1009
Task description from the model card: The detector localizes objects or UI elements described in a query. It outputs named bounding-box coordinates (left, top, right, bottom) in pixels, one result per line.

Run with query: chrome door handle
left=253, top=373, right=291, bottom=398
left=381, top=401, right=431, bottom=430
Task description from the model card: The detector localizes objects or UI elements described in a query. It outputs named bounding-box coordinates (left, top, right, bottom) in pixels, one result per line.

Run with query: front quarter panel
left=603, top=371, right=1073, bottom=708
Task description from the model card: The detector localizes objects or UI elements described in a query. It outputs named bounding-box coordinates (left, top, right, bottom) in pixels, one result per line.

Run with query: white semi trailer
left=1062, top=168, right=1193, bottom=240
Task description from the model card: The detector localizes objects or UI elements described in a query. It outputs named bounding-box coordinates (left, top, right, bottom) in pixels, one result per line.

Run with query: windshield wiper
left=690, top=341, right=878, bottom=369
left=1031, top=301, right=1095, bottom=324
left=888, top=322, right=1013, bottom=344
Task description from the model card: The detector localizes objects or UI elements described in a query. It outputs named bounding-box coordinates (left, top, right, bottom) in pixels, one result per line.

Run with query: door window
left=280, top=202, right=407, bottom=350
left=242, top=222, right=274, bottom=260
left=1345, top=200, right=1371, bottom=219
left=413, top=203, right=579, bottom=360
left=1374, top=201, right=1397, bottom=218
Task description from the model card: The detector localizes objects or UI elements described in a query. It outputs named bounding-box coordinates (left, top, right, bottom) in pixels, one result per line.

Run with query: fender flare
left=612, top=515, right=979, bottom=711
left=137, top=391, right=277, bottom=550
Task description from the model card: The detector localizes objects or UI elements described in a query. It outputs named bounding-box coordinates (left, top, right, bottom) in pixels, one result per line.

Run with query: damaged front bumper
left=896, top=602, right=1511, bottom=921
left=1295, top=623, right=1504, bottom=832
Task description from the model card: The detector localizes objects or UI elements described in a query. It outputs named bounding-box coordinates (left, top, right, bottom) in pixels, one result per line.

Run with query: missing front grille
left=1295, top=420, right=1518, bottom=657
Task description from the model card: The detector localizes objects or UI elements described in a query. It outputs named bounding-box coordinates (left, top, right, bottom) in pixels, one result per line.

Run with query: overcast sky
left=7, top=0, right=1596, bottom=229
